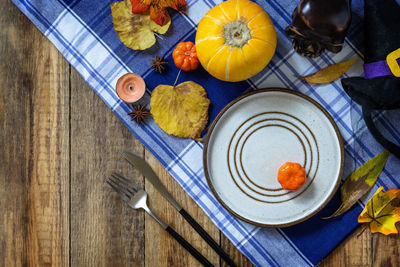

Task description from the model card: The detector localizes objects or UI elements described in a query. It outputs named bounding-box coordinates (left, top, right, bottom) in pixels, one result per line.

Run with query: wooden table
left=1, top=1, right=400, bottom=266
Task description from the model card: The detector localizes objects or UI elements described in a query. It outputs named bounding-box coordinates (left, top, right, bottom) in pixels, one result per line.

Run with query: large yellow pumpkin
left=195, top=0, right=277, bottom=82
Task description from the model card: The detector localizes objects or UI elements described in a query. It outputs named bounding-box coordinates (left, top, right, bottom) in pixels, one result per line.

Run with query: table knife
left=122, top=152, right=237, bottom=267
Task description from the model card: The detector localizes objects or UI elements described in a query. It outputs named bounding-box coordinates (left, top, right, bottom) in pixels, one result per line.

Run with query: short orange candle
left=116, top=73, right=146, bottom=103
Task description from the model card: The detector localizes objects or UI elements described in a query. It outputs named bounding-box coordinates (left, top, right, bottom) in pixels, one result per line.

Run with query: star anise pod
left=150, top=55, right=168, bottom=73
left=128, top=104, right=151, bottom=125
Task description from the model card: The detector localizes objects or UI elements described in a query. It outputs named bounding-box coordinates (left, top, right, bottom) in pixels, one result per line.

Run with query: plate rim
left=203, top=88, right=344, bottom=227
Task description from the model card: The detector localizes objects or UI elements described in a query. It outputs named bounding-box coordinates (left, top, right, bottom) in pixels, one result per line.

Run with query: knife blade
left=121, top=152, right=182, bottom=211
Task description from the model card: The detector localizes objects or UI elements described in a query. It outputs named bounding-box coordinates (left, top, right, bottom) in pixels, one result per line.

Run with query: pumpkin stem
left=173, top=69, right=182, bottom=88
left=223, top=21, right=251, bottom=48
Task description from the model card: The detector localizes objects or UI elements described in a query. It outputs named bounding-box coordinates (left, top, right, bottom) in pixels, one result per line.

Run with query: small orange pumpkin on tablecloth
left=172, top=41, right=199, bottom=71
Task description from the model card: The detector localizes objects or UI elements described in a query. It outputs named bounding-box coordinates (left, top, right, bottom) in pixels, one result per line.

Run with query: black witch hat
left=341, top=0, right=400, bottom=157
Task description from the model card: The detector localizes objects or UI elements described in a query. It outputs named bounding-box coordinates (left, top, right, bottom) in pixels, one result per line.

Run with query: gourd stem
left=173, top=69, right=182, bottom=87
left=356, top=224, right=368, bottom=238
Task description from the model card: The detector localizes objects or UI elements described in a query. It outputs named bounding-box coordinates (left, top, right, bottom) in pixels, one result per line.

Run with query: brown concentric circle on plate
left=234, top=116, right=309, bottom=192
left=203, top=88, right=344, bottom=228
left=237, top=123, right=308, bottom=193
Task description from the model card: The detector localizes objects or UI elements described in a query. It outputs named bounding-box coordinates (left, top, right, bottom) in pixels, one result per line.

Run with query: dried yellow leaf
left=110, top=0, right=170, bottom=50
left=150, top=81, right=210, bottom=139
left=299, top=57, right=358, bottom=84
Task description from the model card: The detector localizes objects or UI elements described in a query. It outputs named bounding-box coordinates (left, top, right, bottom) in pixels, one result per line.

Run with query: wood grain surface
left=1, top=1, right=400, bottom=266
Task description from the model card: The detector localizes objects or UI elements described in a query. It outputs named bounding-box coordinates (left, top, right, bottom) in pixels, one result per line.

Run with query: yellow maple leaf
left=110, top=0, right=170, bottom=50
left=358, top=186, right=400, bottom=235
left=150, top=81, right=210, bottom=139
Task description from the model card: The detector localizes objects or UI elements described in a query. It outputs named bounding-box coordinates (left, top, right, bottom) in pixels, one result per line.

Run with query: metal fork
left=106, top=173, right=213, bottom=267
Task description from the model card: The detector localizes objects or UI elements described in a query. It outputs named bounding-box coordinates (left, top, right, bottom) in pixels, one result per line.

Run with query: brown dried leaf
left=150, top=81, right=210, bottom=139
left=299, top=57, right=358, bottom=84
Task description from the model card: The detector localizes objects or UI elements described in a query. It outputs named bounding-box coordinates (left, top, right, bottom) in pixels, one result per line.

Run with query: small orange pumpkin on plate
left=277, top=162, right=307, bottom=191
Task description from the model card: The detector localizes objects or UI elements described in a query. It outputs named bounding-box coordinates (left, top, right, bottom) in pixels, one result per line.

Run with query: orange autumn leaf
left=358, top=186, right=400, bottom=235
left=130, top=0, right=187, bottom=25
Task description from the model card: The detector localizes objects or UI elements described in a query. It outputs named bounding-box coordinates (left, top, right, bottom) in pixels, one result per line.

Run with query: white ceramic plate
left=203, top=89, right=344, bottom=227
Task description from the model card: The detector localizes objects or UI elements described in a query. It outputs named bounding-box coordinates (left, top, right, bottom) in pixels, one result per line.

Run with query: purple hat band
left=364, top=58, right=400, bottom=79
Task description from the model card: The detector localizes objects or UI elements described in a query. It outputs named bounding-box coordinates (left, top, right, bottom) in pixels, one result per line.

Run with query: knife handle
left=166, top=226, right=214, bottom=267
left=179, top=209, right=237, bottom=267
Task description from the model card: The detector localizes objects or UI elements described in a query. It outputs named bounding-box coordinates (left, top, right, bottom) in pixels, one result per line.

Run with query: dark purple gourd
left=285, top=0, right=352, bottom=58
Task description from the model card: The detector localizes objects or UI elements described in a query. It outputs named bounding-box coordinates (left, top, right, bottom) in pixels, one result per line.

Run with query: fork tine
left=110, top=174, right=136, bottom=197
left=108, top=177, right=133, bottom=198
left=108, top=174, right=137, bottom=195
left=112, top=172, right=141, bottom=191
left=109, top=173, right=138, bottom=198
left=106, top=180, right=130, bottom=202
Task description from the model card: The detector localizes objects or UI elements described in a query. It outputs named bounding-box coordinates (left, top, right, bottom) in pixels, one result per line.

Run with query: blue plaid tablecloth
left=13, top=0, right=400, bottom=266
